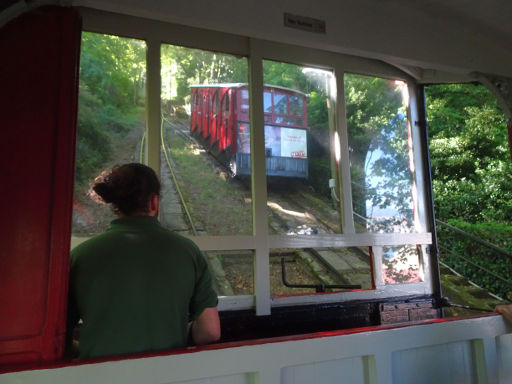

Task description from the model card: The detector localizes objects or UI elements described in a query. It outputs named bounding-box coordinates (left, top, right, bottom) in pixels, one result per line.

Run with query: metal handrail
left=437, top=221, right=512, bottom=301
left=438, top=245, right=512, bottom=285
left=436, top=219, right=512, bottom=259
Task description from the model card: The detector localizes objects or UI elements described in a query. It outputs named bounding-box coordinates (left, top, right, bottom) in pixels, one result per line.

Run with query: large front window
left=71, top=29, right=433, bottom=312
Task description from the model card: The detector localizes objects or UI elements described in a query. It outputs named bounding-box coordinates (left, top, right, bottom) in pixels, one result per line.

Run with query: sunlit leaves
left=161, top=45, right=248, bottom=106
left=426, top=83, right=511, bottom=224
left=80, top=32, right=146, bottom=109
left=345, top=74, right=411, bottom=224
left=76, top=33, right=146, bottom=185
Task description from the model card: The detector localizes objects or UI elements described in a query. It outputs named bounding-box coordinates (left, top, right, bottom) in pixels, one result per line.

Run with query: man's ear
left=149, top=194, right=160, bottom=216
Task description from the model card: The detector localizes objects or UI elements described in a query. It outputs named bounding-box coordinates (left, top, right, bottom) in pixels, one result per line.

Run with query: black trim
left=219, top=295, right=440, bottom=342
left=417, top=85, right=443, bottom=305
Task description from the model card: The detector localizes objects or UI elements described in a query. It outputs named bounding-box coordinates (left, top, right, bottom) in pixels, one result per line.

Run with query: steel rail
left=280, top=257, right=361, bottom=292
left=437, top=220, right=512, bottom=259
left=162, top=123, right=368, bottom=291
left=305, top=247, right=354, bottom=286
left=438, top=245, right=512, bottom=285
left=160, top=117, right=198, bottom=236
left=440, top=298, right=494, bottom=313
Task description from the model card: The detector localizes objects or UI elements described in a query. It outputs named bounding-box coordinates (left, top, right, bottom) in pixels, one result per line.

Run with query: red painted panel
left=0, top=6, right=81, bottom=369
left=218, top=89, right=228, bottom=151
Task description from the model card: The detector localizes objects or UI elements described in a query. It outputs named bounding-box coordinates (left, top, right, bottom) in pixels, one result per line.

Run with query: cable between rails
left=160, top=116, right=198, bottom=236
left=139, top=130, right=146, bottom=163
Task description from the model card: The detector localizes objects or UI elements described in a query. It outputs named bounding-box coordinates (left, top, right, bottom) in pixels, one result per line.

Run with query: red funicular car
left=190, top=83, right=309, bottom=178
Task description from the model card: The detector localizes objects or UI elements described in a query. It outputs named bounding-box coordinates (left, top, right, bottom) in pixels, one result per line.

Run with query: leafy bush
left=75, top=89, right=112, bottom=185
left=438, top=219, right=512, bottom=299
left=75, top=33, right=146, bottom=187
left=427, top=84, right=511, bottom=224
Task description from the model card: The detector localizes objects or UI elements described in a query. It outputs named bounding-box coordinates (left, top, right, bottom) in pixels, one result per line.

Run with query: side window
left=222, top=93, right=230, bottom=120
left=241, top=89, right=249, bottom=111
left=289, top=95, right=303, bottom=116
left=72, top=32, right=146, bottom=245
left=273, top=92, right=288, bottom=114
left=264, top=91, right=272, bottom=113
left=213, top=91, right=219, bottom=115
left=425, top=83, right=511, bottom=299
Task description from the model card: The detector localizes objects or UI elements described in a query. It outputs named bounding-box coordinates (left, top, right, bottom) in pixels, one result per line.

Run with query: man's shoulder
left=70, top=231, right=117, bottom=261
left=154, top=227, right=201, bottom=254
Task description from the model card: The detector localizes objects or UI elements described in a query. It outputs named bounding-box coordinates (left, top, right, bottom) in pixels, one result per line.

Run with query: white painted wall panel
left=281, top=357, right=365, bottom=384
left=73, top=0, right=512, bottom=77
left=498, top=333, right=512, bottom=383
left=1, top=316, right=510, bottom=384
left=169, top=372, right=254, bottom=384
left=392, top=341, right=475, bottom=384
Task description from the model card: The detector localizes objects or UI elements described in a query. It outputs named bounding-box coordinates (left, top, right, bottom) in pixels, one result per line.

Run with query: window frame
left=79, top=7, right=434, bottom=315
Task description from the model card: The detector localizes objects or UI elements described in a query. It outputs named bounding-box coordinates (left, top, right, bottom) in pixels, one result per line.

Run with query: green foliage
left=263, top=61, right=310, bottom=91
left=307, top=157, right=331, bottom=197
left=427, top=83, right=512, bottom=297
left=307, top=91, right=328, bottom=130
left=426, top=83, right=512, bottom=224
left=161, top=45, right=248, bottom=106
left=164, top=125, right=252, bottom=235
left=447, top=220, right=512, bottom=252
left=344, top=74, right=409, bottom=220
left=75, top=89, right=111, bottom=185
left=426, top=83, right=496, bottom=137
left=438, top=219, right=512, bottom=298
left=80, top=32, right=146, bottom=109
left=75, top=32, right=146, bottom=186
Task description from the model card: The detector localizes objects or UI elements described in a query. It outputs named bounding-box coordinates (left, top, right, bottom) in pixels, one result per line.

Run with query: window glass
left=72, top=32, right=146, bottom=242
left=222, top=93, right=230, bottom=120
left=345, top=74, right=416, bottom=234
left=263, top=61, right=341, bottom=233
left=160, top=44, right=251, bottom=237
left=213, top=91, right=219, bottom=115
left=274, top=92, right=288, bottom=114
left=264, top=91, right=272, bottom=113
left=161, top=44, right=252, bottom=297
left=271, top=247, right=373, bottom=296
left=207, top=250, right=254, bottom=295
left=274, top=116, right=295, bottom=125
left=289, top=95, right=303, bottom=116
left=425, top=83, right=511, bottom=299
left=241, top=89, right=249, bottom=111
left=382, top=245, right=422, bottom=284
left=262, top=60, right=372, bottom=296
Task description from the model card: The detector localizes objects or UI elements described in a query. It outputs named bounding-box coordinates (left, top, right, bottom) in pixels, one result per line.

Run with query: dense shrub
left=438, top=219, right=512, bottom=299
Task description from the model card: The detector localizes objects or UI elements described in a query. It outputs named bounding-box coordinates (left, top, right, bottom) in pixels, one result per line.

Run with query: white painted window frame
left=79, top=8, right=434, bottom=316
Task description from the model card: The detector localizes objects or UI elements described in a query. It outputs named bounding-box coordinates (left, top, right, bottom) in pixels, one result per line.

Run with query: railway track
left=266, top=185, right=373, bottom=290
left=160, top=120, right=373, bottom=294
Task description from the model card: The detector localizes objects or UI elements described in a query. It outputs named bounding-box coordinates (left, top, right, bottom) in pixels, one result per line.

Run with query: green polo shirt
left=68, top=216, right=218, bottom=359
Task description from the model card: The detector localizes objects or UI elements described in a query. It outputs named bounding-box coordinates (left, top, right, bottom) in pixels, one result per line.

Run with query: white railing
left=1, top=315, right=511, bottom=384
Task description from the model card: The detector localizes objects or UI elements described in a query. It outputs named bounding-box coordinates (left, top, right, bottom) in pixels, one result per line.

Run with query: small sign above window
left=283, top=13, right=326, bottom=34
